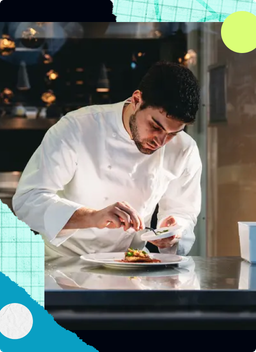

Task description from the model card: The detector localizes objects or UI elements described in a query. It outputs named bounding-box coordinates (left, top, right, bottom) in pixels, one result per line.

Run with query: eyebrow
left=152, top=117, right=184, bottom=135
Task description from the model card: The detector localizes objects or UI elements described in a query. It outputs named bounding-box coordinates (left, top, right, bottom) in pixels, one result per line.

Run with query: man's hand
left=149, top=215, right=181, bottom=249
left=62, top=201, right=144, bottom=233
left=91, top=201, right=144, bottom=231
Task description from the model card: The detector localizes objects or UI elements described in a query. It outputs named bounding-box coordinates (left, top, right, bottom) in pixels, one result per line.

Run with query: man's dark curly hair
left=138, top=61, right=200, bottom=124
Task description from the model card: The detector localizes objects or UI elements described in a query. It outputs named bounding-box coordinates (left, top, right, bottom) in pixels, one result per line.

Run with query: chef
left=12, top=61, right=202, bottom=258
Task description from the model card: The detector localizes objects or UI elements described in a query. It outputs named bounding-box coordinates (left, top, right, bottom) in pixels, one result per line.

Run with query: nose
left=154, top=133, right=169, bottom=147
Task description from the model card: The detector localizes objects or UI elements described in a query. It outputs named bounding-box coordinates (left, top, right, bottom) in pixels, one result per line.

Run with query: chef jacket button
left=105, top=197, right=108, bottom=200
left=112, top=133, right=117, bottom=138
left=108, top=165, right=112, bottom=169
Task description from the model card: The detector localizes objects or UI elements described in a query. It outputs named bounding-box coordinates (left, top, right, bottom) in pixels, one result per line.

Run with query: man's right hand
left=90, top=201, right=144, bottom=231
left=62, top=201, right=144, bottom=234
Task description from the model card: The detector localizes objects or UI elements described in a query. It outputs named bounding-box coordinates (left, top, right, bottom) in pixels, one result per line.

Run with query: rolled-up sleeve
left=12, top=114, right=84, bottom=246
left=157, top=144, right=202, bottom=255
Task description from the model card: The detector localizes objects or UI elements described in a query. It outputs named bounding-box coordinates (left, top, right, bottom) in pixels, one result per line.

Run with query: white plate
left=80, top=252, right=189, bottom=270
left=83, top=265, right=190, bottom=277
left=140, top=225, right=183, bottom=241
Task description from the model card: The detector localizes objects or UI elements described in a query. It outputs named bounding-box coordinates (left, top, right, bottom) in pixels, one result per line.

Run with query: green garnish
left=156, top=229, right=169, bottom=235
left=126, top=252, right=133, bottom=256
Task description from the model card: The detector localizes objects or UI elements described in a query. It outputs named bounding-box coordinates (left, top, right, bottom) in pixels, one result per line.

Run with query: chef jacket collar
left=114, top=97, right=134, bottom=143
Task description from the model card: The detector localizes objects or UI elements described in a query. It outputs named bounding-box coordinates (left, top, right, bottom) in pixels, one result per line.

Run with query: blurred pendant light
left=46, top=69, right=59, bottom=81
left=184, top=49, right=197, bottom=67
left=0, top=88, right=14, bottom=104
left=43, top=51, right=53, bottom=64
left=18, top=22, right=45, bottom=49
left=17, top=61, right=31, bottom=90
left=41, top=90, right=56, bottom=105
left=96, top=63, right=110, bottom=93
left=0, top=23, right=15, bottom=56
left=21, top=26, right=45, bottom=49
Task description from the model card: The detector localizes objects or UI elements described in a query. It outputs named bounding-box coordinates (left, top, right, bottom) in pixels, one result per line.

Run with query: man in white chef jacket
left=12, top=61, right=202, bottom=258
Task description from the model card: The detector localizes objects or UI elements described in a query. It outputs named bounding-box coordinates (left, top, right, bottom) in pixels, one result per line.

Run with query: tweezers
left=145, top=226, right=158, bottom=236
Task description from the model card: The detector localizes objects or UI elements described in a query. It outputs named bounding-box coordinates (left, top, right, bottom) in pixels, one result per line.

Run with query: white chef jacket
left=12, top=98, right=202, bottom=258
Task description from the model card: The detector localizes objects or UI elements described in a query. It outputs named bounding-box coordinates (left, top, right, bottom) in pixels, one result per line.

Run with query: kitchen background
left=0, top=22, right=254, bottom=258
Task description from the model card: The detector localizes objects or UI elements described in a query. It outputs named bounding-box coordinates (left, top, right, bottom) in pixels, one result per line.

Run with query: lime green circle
left=221, top=11, right=256, bottom=53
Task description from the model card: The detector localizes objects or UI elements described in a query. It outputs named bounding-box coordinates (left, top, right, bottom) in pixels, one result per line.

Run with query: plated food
left=80, top=252, right=187, bottom=268
left=116, top=248, right=161, bottom=263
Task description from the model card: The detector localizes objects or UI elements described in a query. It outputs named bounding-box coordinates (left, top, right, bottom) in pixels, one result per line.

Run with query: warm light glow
left=30, top=28, right=36, bottom=36
left=20, top=24, right=45, bottom=49
left=0, top=35, right=15, bottom=56
left=47, top=70, right=58, bottom=80
left=138, top=52, right=143, bottom=57
left=76, top=81, right=83, bottom=85
left=3, top=88, right=13, bottom=96
left=178, top=58, right=182, bottom=63
left=41, top=90, right=56, bottom=104
left=154, top=30, right=162, bottom=37
left=0, top=87, right=14, bottom=104
left=184, top=49, right=197, bottom=66
left=76, top=68, right=84, bottom=72
left=22, top=27, right=37, bottom=38
left=96, top=88, right=109, bottom=92
left=50, top=73, right=57, bottom=80
left=43, top=53, right=53, bottom=64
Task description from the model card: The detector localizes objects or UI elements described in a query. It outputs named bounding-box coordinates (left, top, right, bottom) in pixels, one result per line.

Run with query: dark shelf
left=0, top=117, right=59, bottom=130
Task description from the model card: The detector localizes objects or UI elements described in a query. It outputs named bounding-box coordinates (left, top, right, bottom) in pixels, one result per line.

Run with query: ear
left=130, top=90, right=143, bottom=111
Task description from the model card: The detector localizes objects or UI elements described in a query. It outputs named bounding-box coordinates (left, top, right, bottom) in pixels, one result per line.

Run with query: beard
left=129, top=112, right=157, bottom=155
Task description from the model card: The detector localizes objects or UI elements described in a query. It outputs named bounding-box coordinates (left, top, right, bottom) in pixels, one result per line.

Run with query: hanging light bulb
left=0, top=23, right=15, bottom=56
left=21, top=27, right=45, bottom=49
left=0, top=35, right=15, bottom=56
left=41, top=90, right=56, bottom=105
left=46, top=69, right=59, bottom=80
left=17, top=61, right=31, bottom=91
left=184, top=49, right=197, bottom=67
left=43, top=53, right=53, bottom=64
left=0, top=88, right=14, bottom=104
left=19, top=23, right=45, bottom=49
left=96, top=64, right=110, bottom=93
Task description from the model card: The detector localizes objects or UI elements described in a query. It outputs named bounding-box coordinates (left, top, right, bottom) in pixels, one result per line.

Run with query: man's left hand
left=149, top=215, right=181, bottom=249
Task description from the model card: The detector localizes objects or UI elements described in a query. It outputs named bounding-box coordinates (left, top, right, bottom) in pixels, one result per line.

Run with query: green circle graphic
left=221, top=11, right=256, bottom=53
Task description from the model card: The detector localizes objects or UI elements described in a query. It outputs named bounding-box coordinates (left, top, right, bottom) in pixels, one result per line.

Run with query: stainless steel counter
left=45, top=256, right=252, bottom=291
left=45, top=256, right=256, bottom=329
